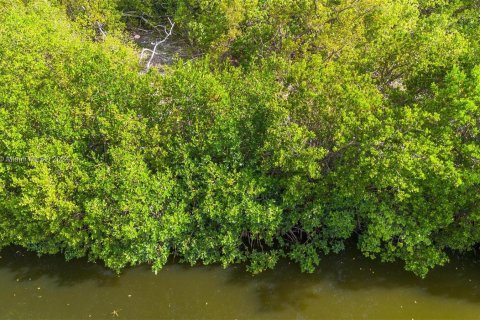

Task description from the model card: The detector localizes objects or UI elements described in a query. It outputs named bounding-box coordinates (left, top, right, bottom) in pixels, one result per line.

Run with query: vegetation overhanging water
left=0, top=0, right=479, bottom=296
left=1, top=246, right=480, bottom=319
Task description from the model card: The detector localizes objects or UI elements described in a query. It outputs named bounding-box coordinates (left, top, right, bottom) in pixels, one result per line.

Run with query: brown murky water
left=0, top=247, right=479, bottom=319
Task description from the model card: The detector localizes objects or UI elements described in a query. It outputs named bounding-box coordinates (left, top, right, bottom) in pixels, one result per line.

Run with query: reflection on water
left=0, top=246, right=479, bottom=319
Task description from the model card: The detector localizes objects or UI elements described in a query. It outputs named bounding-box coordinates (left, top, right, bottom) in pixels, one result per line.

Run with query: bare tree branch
left=96, top=22, right=107, bottom=40
left=139, top=17, right=175, bottom=70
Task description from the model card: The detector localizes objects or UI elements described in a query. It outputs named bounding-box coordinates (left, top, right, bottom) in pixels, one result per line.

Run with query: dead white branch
left=139, top=17, right=175, bottom=70
left=96, top=22, right=107, bottom=39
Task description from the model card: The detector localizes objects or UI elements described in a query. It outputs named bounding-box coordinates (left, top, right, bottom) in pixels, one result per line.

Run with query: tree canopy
left=0, top=0, right=479, bottom=277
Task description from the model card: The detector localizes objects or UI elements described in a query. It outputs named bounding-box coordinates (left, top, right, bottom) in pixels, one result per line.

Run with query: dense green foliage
left=0, top=0, right=479, bottom=277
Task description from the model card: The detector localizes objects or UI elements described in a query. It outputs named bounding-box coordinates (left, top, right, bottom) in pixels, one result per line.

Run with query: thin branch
left=139, top=17, right=175, bottom=70
left=96, top=22, right=107, bottom=39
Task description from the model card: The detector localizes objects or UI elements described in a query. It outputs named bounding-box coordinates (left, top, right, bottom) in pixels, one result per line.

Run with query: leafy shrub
left=0, top=0, right=479, bottom=277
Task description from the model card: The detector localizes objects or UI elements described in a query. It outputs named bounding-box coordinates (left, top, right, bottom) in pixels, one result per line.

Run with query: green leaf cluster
left=0, top=0, right=479, bottom=277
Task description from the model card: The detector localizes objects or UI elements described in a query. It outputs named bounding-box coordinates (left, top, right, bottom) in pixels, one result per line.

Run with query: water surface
left=1, top=247, right=479, bottom=319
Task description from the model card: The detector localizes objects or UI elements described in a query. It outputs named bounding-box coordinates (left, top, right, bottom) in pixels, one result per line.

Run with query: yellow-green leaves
left=1, top=0, right=479, bottom=277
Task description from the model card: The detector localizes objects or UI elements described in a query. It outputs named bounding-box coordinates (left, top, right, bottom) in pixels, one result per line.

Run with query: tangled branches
left=138, top=17, right=175, bottom=70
